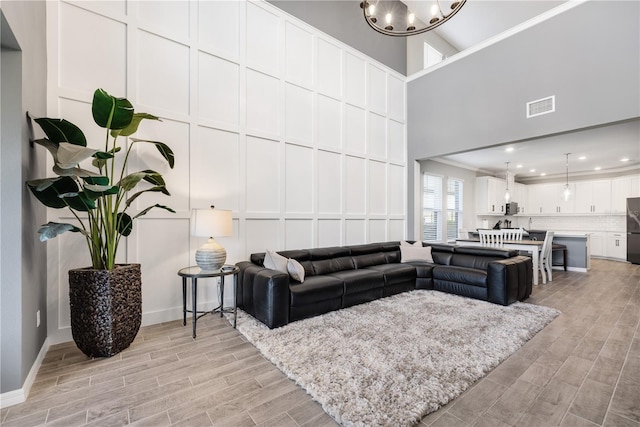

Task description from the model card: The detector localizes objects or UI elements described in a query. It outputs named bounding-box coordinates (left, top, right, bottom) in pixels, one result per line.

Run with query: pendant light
left=563, top=153, right=571, bottom=201
left=504, top=161, right=511, bottom=203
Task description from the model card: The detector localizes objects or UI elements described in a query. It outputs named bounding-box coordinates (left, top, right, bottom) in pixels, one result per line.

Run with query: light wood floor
left=1, top=259, right=638, bottom=427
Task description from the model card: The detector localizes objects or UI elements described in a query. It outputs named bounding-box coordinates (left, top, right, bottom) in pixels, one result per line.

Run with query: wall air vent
left=526, top=95, right=555, bottom=118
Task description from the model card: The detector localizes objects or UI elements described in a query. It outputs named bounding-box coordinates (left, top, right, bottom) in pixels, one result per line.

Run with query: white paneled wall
left=45, top=0, right=406, bottom=340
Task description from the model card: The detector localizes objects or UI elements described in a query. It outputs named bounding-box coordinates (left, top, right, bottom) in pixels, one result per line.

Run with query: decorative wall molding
left=45, top=0, right=407, bottom=337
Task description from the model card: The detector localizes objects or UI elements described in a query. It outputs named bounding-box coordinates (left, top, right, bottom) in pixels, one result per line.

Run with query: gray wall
left=269, top=0, right=407, bottom=75
left=0, top=1, right=48, bottom=394
left=406, top=1, right=640, bottom=236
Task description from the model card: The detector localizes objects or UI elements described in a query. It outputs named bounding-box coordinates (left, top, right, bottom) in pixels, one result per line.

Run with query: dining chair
left=503, top=228, right=523, bottom=241
left=539, top=231, right=555, bottom=284
left=479, top=229, right=504, bottom=247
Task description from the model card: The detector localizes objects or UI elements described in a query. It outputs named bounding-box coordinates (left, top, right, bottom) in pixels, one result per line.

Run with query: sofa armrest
left=236, top=262, right=291, bottom=328
left=486, top=256, right=533, bottom=305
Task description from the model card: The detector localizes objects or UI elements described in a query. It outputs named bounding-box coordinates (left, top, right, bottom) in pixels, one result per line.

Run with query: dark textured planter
left=69, top=264, right=142, bottom=358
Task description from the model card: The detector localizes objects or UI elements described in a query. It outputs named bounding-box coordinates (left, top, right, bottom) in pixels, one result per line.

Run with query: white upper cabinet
left=476, top=177, right=507, bottom=215
left=574, top=180, right=611, bottom=213
left=611, top=175, right=640, bottom=213
left=527, top=183, right=574, bottom=214
left=512, top=183, right=528, bottom=213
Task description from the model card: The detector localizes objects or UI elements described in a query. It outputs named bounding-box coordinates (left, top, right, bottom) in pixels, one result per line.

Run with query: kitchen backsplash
left=476, top=215, right=626, bottom=232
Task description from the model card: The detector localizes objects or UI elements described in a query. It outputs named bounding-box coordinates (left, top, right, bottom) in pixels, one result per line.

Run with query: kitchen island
left=470, top=230, right=591, bottom=272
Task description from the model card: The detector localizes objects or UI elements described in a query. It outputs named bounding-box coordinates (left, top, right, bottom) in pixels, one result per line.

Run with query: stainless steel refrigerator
left=628, top=197, right=640, bottom=264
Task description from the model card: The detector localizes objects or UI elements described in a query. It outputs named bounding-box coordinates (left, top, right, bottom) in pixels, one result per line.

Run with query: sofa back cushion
left=312, top=256, right=355, bottom=275
left=450, top=247, right=517, bottom=270
left=353, top=253, right=387, bottom=268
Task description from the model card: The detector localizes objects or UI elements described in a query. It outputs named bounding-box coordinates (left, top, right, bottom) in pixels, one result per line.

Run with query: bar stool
left=552, top=244, right=567, bottom=271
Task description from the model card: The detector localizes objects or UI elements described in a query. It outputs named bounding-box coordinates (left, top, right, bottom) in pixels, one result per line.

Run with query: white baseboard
left=0, top=338, right=50, bottom=409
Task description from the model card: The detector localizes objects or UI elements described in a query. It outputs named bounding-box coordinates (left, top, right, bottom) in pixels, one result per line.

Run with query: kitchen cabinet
left=528, top=183, right=574, bottom=214
left=513, top=183, right=527, bottom=213
left=611, top=176, right=640, bottom=213
left=476, top=177, right=507, bottom=215
left=574, top=180, right=611, bottom=213
left=589, top=232, right=606, bottom=257
left=606, top=232, right=627, bottom=260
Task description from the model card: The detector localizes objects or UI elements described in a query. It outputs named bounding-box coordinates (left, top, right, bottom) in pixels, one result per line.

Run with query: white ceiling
left=435, top=120, right=640, bottom=180
left=402, top=0, right=640, bottom=180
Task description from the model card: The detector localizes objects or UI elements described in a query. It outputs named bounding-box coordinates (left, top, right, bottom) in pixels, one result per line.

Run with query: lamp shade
left=190, top=209, right=232, bottom=238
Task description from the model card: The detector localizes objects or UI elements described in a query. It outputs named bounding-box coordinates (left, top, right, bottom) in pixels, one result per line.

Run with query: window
left=446, top=179, right=463, bottom=241
left=423, top=42, right=443, bottom=68
left=423, top=174, right=464, bottom=243
left=423, top=175, right=442, bottom=242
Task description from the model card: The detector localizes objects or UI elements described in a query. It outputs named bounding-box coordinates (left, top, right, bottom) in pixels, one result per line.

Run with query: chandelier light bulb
left=430, top=4, right=439, bottom=16
left=386, top=13, right=392, bottom=24
left=369, top=4, right=375, bottom=15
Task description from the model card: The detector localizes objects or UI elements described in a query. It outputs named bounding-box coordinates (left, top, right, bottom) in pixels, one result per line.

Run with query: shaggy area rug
left=232, top=290, right=560, bottom=427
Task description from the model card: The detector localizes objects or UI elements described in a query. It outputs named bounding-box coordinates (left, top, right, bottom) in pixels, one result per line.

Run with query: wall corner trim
left=0, top=338, right=50, bottom=409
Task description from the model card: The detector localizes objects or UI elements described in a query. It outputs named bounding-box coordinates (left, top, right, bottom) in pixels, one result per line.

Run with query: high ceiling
left=434, top=120, right=640, bottom=181
left=403, top=0, right=639, bottom=180
left=406, top=0, right=566, bottom=51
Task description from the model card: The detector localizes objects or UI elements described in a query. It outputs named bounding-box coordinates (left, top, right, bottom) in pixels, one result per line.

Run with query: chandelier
left=360, top=0, right=467, bottom=37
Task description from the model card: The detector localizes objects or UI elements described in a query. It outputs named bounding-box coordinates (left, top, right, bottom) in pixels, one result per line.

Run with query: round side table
left=177, top=265, right=240, bottom=338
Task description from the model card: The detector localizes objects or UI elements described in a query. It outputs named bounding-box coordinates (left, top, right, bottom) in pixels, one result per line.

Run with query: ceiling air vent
left=526, top=95, right=555, bottom=118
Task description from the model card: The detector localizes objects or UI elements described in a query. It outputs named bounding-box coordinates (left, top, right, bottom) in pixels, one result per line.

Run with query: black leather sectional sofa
left=236, top=241, right=533, bottom=329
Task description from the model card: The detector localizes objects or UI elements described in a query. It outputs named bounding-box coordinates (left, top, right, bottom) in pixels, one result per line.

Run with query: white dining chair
left=539, top=231, right=555, bottom=284
left=479, top=229, right=504, bottom=247
left=503, top=228, right=523, bottom=241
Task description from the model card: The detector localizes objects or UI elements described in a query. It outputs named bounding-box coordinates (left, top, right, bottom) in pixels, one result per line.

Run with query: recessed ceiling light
left=529, top=169, right=536, bottom=172
left=505, top=147, right=514, bottom=152
left=595, top=166, right=601, bottom=171
left=540, top=173, right=546, bottom=176
left=578, top=156, right=586, bottom=160
left=621, top=158, right=630, bottom=162
left=516, top=164, right=523, bottom=168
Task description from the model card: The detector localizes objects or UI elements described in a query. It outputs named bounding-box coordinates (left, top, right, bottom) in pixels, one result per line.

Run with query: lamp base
left=195, top=238, right=227, bottom=271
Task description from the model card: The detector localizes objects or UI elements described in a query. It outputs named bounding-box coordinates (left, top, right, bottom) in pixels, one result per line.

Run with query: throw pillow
left=401, top=240, right=424, bottom=247
left=287, top=258, right=305, bottom=283
left=263, top=249, right=288, bottom=273
left=400, top=245, right=433, bottom=263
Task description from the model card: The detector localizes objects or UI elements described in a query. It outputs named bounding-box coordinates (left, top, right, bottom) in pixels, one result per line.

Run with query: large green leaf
left=84, top=184, right=119, bottom=200
left=56, top=143, right=99, bottom=169
left=116, top=212, right=133, bottom=236
left=125, top=186, right=168, bottom=208
left=34, top=118, right=87, bottom=146
left=133, top=204, right=176, bottom=220
left=130, top=138, right=175, bottom=168
left=26, top=176, right=79, bottom=209
left=37, top=222, right=84, bottom=242
left=92, top=88, right=134, bottom=130
left=53, top=164, right=100, bottom=178
left=33, top=138, right=61, bottom=163
left=59, top=191, right=96, bottom=211
left=111, top=113, right=160, bottom=138
left=81, top=176, right=110, bottom=186
left=118, top=172, right=148, bottom=192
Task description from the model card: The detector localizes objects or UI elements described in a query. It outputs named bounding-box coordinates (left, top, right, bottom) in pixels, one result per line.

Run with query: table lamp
left=191, top=206, right=232, bottom=271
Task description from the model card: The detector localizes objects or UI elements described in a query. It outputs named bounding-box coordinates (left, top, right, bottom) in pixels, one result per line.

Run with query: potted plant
left=27, top=88, right=175, bottom=357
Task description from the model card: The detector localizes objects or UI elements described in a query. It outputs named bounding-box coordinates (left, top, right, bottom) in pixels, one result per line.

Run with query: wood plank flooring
left=1, top=258, right=638, bottom=426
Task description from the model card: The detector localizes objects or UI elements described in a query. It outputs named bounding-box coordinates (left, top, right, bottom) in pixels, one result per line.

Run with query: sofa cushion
left=353, top=253, right=387, bottom=269
left=328, top=269, right=385, bottom=295
left=366, top=263, right=417, bottom=286
left=404, top=261, right=434, bottom=279
left=400, top=241, right=434, bottom=263
left=264, top=250, right=288, bottom=272
left=433, top=265, right=487, bottom=288
left=313, top=256, right=355, bottom=275
left=290, top=275, right=344, bottom=307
